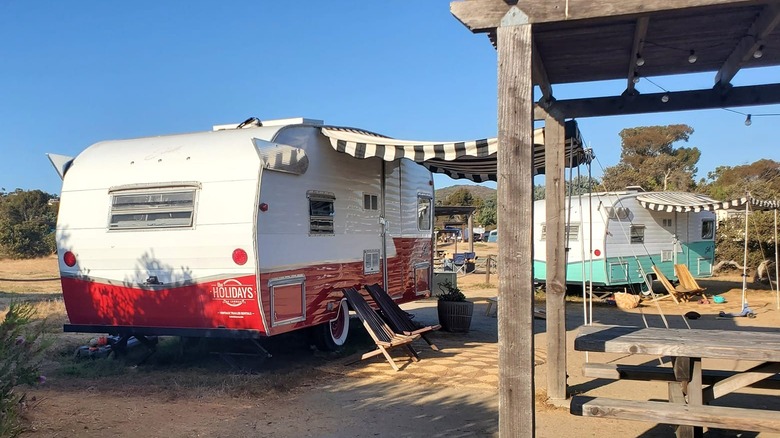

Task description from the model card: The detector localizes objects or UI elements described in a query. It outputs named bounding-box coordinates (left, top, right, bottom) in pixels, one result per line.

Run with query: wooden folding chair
left=651, top=265, right=699, bottom=304
left=364, top=284, right=440, bottom=351
left=342, top=287, right=420, bottom=371
left=674, top=264, right=707, bottom=293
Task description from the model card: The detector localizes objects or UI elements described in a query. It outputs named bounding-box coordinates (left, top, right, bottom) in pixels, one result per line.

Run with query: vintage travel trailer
left=49, top=117, right=435, bottom=349
left=533, top=189, right=717, bottom=292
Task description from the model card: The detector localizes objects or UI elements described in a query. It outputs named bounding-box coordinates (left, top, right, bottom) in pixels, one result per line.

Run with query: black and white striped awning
left=320, top=120, right=589, bottom=182
left=637, top=192, right=780, bottom=212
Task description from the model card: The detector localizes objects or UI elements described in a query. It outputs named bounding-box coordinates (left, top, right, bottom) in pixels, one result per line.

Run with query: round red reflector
left=593, top=249, right=602, bottom=257
left=232, top=248, right=248, bottom=265
left=259, top=203, right=269, bottom=212
left=63, top=251, right=77, bottom=267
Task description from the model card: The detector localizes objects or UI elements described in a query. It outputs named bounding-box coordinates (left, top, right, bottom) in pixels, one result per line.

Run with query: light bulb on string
left=753, top=45, right=764, bottom=59
left=661, top=93, right=670, bottom=103
left=632, top=74, right=640, bottom=84
left=636, top=54, right=645, bottom=66
left=688, top=50, right=698, bottom=64
left=745, top=114, right=752, bottom=126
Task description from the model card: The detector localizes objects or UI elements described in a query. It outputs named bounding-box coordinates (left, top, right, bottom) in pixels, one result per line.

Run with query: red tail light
left=63, top=251, right=77, bottom=267
left=232, top=248, right=248, bottom=265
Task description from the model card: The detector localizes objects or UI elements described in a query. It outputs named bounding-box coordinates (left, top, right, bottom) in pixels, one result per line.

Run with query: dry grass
left=0, top=255, right=61, bottom=294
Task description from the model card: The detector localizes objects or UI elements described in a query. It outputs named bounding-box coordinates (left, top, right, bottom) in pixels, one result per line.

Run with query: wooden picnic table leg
left=671, top=357, right=704, bottom=438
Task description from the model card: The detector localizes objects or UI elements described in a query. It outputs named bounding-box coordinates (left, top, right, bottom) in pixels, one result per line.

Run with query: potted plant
left=436, top=280, right=474, bottom=333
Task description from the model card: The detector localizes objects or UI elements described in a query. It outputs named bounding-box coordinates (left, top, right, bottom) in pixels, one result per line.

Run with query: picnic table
left=573, top=325, right=780, bottom=437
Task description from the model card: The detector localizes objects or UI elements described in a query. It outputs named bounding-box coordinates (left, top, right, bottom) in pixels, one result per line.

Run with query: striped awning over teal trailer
left=637, top=192, right=780, bottom=212
left=320, top=120, right=590, bottom=182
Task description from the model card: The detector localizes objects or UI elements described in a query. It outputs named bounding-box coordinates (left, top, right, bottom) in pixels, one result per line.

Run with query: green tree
left=477, top=196, right=497, bottom=228
left=699, top=159, right=780, bottom=267
left=602, top=124, right=700, bottom=191
left=0, top=190, right=58, bottom=259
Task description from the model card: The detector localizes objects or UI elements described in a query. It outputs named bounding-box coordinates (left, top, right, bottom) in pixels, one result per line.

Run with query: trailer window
left=308, top=192, right=335, bottom=235
left=605, top=206, right=630, bottom=220
left=417, top=195, right=432, bottom=231
left=701, top=219, right=715, bottom=240
left=109, top=189, right=196, bottom=230
left=363, top=194, right=378, bottom=211
left=630, top=225, right=645, bottom=244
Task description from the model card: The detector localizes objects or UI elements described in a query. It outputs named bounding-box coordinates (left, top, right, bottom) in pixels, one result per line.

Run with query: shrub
left=1, top=303, right=48, bottom=437
left=437, top=280, right=467, bottom=302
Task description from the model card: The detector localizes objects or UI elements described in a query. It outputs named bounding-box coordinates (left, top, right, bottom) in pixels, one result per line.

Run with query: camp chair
left=674, top=264, right=707, bottom=293
left=342, top=287, right=420, bottom=371
left=451, top=253, right=467, bottom=275
left=651, top=265, right=700, bottom=304
left=364, top=284, right=440, bottom=351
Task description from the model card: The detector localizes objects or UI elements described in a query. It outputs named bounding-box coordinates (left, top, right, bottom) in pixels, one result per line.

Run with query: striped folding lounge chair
left=364, top=283, right=440, bottom=351
left=342, top=287, right=420, bottom=371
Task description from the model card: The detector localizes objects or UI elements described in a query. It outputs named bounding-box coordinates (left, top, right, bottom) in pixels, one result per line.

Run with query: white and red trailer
left=50, top=117, right=435, bottom=349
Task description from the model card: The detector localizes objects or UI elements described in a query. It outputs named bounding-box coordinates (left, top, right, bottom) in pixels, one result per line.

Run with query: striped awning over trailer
left=320, top=120, right=589, bottom=182
left=637, top=192, right=780, bottom=212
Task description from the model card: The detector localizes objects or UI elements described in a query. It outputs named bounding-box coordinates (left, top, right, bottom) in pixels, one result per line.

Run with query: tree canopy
left=601, top=124, right=700, bottom=192
left=0, top=190, right=58, bottom=258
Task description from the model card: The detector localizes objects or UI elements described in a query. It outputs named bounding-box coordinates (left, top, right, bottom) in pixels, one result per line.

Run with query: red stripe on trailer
left=61, top=275, right=264, bottom=332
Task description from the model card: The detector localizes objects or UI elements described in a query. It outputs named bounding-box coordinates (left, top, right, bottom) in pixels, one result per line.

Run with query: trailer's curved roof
left=320, top=120, right=590, bottom=182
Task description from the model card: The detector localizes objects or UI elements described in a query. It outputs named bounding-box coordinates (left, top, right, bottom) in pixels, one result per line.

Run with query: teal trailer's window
left=702, top=219, right=715, bottom=240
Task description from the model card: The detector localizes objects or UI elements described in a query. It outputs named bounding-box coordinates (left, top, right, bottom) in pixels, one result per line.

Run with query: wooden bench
left=582, top=362, right=780, bottom=390
left=571, top=396, right=780, bottom=433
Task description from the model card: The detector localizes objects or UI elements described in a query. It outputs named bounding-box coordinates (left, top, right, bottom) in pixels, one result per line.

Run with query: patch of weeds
left=1, top=302, right=49, bottom=437
left=471, top=282, right=496, bottom=289
left=57, top=358, right=128, bottom=378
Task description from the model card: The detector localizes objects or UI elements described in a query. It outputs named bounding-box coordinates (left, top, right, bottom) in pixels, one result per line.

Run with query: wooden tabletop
left=575, top=325, right=780, bottom=362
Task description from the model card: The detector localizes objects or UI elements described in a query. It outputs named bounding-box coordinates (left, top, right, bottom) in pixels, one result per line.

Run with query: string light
left=642, top=76, right=670, bottom=103
left=753, top=45, right=764, bottom=59
left=722, top=108, right=780, bottom=126
left=635, top=54, right=645, bottom=67
left=632, top=73, right=640, bottom=84
left=688, top=50, right=698, bottom=64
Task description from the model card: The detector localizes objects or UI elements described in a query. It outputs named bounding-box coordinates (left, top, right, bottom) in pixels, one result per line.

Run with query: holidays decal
left=210, top=278, right=255, bottom=307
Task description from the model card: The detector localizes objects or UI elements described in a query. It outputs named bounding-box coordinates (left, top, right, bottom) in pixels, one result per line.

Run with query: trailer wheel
left=314, top=299, right=350, bottom=351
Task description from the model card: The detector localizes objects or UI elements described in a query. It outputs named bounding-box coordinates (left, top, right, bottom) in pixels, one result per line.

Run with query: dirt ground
left=2, top=247, right=780, bottom=437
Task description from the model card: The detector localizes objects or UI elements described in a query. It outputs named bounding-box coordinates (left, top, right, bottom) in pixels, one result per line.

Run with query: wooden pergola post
left=543, top=112, right=567, bottom=401
left=496, top=7, right=535, bottom=437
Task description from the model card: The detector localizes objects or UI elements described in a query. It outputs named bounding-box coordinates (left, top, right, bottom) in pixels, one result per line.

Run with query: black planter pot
left=437, top=300, right=474, bottom=333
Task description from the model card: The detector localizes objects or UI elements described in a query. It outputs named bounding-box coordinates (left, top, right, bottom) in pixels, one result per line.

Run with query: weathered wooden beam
left=543, top=110, right=567, bottom=401
left=533, top=42, right=554, bottom=102
left=533, top=83, right=780, bottom=119
left=496, top=6, right=535, bottom=437
left=625, top=17, right=649, bottom=95
left=715, top=2, right=780, bottom=87
left=451, top=0, right=762, bottom=32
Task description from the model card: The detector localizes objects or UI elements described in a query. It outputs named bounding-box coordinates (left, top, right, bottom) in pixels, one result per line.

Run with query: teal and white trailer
left=533, top=189, right=717, bottom=292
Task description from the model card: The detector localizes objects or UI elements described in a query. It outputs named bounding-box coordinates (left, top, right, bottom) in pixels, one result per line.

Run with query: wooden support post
left=544, top=111, right=567, bottom=401
left=497, top=7, right=535, bottom=437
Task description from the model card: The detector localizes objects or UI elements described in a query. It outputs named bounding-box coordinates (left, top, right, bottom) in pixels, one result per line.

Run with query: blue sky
left=1, top=1, right=778, bottom=195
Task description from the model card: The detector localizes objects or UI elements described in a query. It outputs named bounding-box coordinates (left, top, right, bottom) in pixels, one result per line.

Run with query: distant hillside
left=435, top=185, right=496, bottom=203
